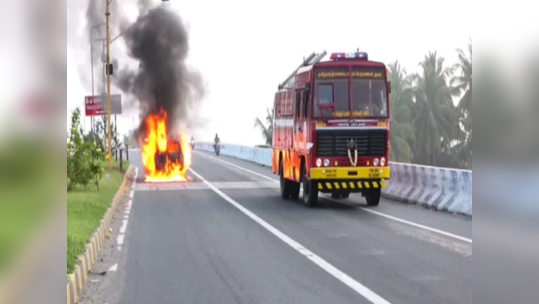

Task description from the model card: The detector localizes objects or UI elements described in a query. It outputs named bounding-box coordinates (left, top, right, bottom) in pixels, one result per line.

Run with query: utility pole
left=105, top=0, right=113, bottom=170
left=90, top=28, right=93, bottom=134
left=90, top=23, right=105, bottom=136
left=115, top=114, right=117, bottom=158
left=101, top=41, right=108, bottom=154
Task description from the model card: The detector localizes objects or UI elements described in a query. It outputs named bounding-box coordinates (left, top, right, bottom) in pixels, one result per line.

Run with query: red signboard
left=85, top=94, right=122, bottom=116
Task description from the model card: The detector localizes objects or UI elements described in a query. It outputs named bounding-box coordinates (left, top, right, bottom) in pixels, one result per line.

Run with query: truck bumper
left=310, top=167, right=390, bottom=193
left=310, top=167, right=390, bottom=179
left=316, top=180, right=386, bottom=192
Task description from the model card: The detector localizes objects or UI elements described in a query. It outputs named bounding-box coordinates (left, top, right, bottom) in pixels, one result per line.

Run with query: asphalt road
left=79, top=149, right=472, bottom=304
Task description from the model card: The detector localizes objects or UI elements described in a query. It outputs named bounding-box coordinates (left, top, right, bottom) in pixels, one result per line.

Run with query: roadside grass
left=67, top=159, right=130, bottom=274
left=0, top=139, right=59, bottom=275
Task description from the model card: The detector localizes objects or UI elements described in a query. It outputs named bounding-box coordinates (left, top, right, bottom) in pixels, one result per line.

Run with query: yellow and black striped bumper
left=317, top=180, right=386, bottom=192
left=310, top=167, right=390, bottom=180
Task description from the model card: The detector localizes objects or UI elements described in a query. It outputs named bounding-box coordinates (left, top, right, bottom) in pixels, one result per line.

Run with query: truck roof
left=279, top=52, right=388, bottom=91
left=297, top=59, right=387, bottom=75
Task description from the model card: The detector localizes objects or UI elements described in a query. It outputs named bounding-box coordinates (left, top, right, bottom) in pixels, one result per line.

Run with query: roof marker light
left=330, top=52, right=368, bottom=61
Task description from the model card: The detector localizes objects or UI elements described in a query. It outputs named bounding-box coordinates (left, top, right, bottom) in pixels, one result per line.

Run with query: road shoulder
left=67, top=165, right=135, bottom=304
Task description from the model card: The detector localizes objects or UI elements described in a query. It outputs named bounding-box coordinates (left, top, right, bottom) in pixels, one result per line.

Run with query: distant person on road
left=214, top=133, right=220, bottom=146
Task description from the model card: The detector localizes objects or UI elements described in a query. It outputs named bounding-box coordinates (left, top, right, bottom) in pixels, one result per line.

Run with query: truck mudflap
left=316, top=180, right=386, bottom=192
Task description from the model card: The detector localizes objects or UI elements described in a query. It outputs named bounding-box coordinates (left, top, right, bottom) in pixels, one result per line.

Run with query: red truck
left=272, top=51, right=391, bottom=207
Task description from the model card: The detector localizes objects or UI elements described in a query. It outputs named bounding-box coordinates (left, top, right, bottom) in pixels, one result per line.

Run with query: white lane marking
left=117, top=190, right=134, bottom=251
left=119, top=220, right=128, bottom=234
left=188, top=168, right=392, bottom=304
left=358, top=208, right=472, bottom=244
left=134, top=181, right=279, bottom=192
left=194, top=151, right=473, bottom=244
left=117, top=234, right=124, bottom=246
left=108, top=263, right=118, bottom=272
left=195, top=151, right=277, bottom=181
left=129, top=190, right=134, bottom=199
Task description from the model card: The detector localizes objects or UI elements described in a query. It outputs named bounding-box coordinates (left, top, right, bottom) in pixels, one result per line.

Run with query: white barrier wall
left=196, top=142, right=272, bottom=167
left=382, top=162, right=472, bottom=216
left=196, top=142, right=472, bottom=217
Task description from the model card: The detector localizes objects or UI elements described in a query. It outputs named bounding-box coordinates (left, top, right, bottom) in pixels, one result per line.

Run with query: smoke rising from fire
left=114, top=5, right=206, bottom=138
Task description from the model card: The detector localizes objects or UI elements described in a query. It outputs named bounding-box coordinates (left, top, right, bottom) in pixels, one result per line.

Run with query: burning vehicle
left=112, top=6, right=202, bottom=184
left=154, top=134, right=184, bottom=172
left=141, top=109, right=192, bottom=183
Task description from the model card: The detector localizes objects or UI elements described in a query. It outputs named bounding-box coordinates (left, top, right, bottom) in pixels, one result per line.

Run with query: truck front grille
left=316, top=128, right=387, bottom=157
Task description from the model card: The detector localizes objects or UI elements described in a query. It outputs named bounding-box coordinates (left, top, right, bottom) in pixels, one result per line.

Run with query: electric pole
left=105, top=0, right=113, bottom=170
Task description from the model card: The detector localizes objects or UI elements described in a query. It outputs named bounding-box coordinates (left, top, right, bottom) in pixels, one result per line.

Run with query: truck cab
left=272, top=51, right=391, bottom=207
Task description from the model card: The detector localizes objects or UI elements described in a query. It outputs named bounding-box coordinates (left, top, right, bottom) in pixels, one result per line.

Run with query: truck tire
left=341, top=192, right=350, bottom=199
left=301, top=165, right=318, bottom=207
left=280, top=161, right=293, bottom=199
left=365, top=189, right=381, bottom=207
left=290, top=182, right=300, bottom=200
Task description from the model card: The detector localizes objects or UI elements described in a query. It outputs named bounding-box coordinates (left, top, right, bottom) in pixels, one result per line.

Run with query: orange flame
left=141, top=109, right=192, bottom=183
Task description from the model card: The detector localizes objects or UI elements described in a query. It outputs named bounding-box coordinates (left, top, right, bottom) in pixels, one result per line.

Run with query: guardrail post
left=126, top=144, right=129, bottom=161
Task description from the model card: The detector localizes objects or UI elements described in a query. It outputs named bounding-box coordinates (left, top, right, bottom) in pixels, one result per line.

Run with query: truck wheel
left=341, top=192, right=350, bottom=199
left=280, top=161, right=291, bottom=199
left=290, top=182, right=300, bottom=200
left=365, top=189, right=381, bottom=207
left=331, top=192, right=341, bottom=199
left=302, top=165, right=318, bottom=207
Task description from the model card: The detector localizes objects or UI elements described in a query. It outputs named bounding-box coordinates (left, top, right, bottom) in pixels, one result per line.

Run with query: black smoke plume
left=114, top=5, right=205, bottom=139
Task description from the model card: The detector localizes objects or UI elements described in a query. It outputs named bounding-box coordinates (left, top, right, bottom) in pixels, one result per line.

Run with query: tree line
left=255, top=40, right=472, bottom=170
left=389, top=40, right=472, bottom=169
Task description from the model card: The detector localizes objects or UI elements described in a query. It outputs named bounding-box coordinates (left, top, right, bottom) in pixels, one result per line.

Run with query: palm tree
left=388, top=61, right=416, bottom=162
left=411, top=52, right=462, bottom=167
left=254, top=107, right=274, bottom=146
left=451, top=39, right=472, bottom=168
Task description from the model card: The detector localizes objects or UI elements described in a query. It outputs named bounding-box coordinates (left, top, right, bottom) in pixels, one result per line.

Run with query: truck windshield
left=351, top=79, right=388, bottom=118
left=313, top=79, right=349, bottom=118
left=313, top=67, right=388, bottom=118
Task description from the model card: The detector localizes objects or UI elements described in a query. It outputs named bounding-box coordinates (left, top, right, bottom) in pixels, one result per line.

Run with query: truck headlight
left=373, top=158, right=380, bottom=166
left=323, top=158, right=330, bottom=167
left=381, top=157, right=386, bottom=166
left=316, top=158, right=322, bottom=167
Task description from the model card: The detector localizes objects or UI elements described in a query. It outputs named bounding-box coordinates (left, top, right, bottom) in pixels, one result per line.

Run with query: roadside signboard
left=85, top=94, right=122, bottom=116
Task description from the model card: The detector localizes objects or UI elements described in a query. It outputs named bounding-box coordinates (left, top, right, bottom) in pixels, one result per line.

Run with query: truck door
left=294, top=90, right=302, bottom=150
left=296, top=89, right=308, bottom=151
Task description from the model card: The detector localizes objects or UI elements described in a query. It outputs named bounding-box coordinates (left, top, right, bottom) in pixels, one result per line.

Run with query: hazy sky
left=64, top=0, right=477, bottom=146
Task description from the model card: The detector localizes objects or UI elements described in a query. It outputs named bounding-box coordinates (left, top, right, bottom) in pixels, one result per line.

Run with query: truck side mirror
left=305, top=83, right=311, bottom=93
left=388, top=81, right=392, bottom=94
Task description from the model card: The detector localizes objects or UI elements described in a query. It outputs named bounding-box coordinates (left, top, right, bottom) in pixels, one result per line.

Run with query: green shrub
left=67, top=108, right=106, bottom=191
